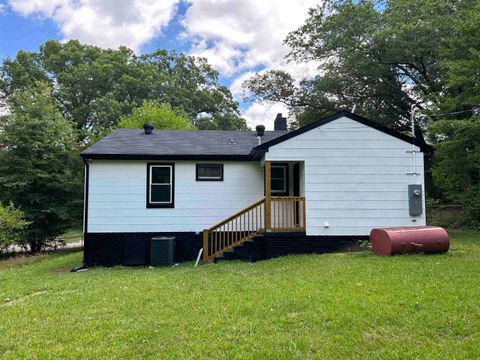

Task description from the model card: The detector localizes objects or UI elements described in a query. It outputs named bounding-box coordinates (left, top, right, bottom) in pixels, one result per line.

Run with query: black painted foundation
left=84, top=231, right=368, bottom=266
left=84, top=232, right=202, bottom=267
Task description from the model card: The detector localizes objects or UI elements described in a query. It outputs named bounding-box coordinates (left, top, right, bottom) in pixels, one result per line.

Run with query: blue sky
left=0, top=0, right=319, bottom=128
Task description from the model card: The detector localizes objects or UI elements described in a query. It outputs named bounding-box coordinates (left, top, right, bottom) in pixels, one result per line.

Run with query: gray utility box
left=151, top=236, right=175, bottom=267
left=408, top=184, right=423, bottom=216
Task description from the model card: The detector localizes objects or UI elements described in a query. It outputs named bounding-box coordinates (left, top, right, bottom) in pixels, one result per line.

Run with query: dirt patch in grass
left=49, top=268, right=71, bottom=274
left=3, top=291, right=48, bottom=307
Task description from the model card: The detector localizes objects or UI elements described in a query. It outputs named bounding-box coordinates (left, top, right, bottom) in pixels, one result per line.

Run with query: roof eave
left=80, top=153, right=255, bottom=161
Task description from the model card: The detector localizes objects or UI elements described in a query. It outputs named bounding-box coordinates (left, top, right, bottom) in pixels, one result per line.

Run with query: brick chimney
left=274, top=113, right=287, bottom=131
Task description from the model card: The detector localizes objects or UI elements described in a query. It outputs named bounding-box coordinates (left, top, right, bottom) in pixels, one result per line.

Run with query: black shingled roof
left=81, top=129, right=288, bottom=160
left=81, top=111, right=432, bottom=160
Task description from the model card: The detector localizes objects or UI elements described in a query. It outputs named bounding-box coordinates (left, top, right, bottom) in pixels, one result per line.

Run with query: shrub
left=0, top=202, right=30, bottom=253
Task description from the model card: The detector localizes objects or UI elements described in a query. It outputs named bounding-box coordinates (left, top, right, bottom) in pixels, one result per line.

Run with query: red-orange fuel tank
left=370, top=226, right=449, bottom=256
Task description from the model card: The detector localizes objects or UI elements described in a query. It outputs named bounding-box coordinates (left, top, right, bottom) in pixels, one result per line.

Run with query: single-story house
left=80, top=111, right=431, bottom=266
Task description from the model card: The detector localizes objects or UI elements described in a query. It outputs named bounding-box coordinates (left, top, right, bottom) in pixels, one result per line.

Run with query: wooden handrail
left=206, top=198, right=266, bottom=231
left=203, top=196, right=306, bottom=263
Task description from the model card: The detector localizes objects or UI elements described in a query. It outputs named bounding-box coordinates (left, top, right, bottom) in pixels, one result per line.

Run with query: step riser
left=215, top=235, right=265, bottom=262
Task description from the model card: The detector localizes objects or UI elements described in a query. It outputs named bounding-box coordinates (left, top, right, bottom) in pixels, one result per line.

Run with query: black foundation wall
left=262, top=232, right=367, bottom=259
left=246, top=232, right=368, bottom=260
left=84, top=232, right=202, bottom=267
left=84, top=231, right=369, bottom=266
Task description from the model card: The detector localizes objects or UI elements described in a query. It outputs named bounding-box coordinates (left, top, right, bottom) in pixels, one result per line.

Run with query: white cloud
left=189, top=39, right=244, bottom=76
left=7, top=0, right=179, bottom=50
left=242, top=102, right=289, bottom=130
left=229, top=71, right=255, bottom=98
left=183, top=0, right=320, bottom=76
left=0, top=4, right=5, bottom=14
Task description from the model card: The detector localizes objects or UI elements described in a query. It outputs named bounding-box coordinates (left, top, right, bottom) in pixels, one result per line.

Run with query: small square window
left=196, top=164, right=224, bottom=181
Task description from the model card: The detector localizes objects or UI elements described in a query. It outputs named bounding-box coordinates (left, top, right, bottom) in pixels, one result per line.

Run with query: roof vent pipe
left=143, top=123, right=154, bottom=135
left=256, top=124, right=265, bottom=145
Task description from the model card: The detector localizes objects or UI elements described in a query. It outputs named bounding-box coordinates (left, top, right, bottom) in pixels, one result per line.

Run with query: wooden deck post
left=202, top=229, right=209, bottom=263
left=302, top=197, right=307, bottom=231
left=265, top=160, right=271, bottom=231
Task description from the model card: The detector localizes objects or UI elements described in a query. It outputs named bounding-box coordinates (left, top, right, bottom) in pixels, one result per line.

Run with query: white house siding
left=87, top=160, right=264, bottom=233
left=265, top=116, right=426, bottom=236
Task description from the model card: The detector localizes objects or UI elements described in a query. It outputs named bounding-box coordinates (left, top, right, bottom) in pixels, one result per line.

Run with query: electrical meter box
left=408, top=184, right=423, bottom=216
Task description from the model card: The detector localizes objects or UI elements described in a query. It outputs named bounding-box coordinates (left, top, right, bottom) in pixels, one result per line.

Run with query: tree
left=437, top=0, right=480, bottom=115
left=427, top=1, right=480, bottom=222
left=0, top=202, right=30, bottom=253
left=243, top=0, right=475, bottom=129
left=1, top=40, right=241, bottom=138
left=195, top=113, right=249, bottom=130
left=0, top=82, right=83, bottom=252
left=429, top=117, right=480, bottom=223
left=117, top=101, right=195, bottom=130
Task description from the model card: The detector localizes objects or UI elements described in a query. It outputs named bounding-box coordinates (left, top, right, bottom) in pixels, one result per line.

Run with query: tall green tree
left=0, top=82, right=83, bottom=252
left=244, top=0, right=476, bottom=129
left=437, top=0, right=480, bottom=115
left=427, top=1, right=480, bottom=220
left=0, top=40, right=242, bottom=138
left=429, top=117, right=480, bottom=225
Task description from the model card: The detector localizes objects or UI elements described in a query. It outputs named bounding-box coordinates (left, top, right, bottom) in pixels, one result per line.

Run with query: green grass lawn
left=1, top=231, right=479, bottom=359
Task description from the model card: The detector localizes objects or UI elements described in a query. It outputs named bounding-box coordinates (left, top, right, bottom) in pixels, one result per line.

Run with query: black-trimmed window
left=147, top=163, right=174, bottom=208
left=271, top=164, right=288, bottom=196
left=196, top=164, right=224, bottom=181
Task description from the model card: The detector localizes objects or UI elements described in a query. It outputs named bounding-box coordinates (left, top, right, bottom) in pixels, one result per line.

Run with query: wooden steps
left=202, top=196, right=306, bottom=264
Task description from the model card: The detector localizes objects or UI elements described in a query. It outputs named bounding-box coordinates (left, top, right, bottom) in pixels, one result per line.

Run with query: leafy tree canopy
left=429, top=116, right=480, bottom=224
left=117, top=101, right=195, bottom=131
left=244, top=0, right=478, bottom=130
left=0, top=40, right=241, bottom=138
left=437, top=0, right=480, bottom=115
left=195, top=113, right=249, bottom=130
left=0, top=82, right=83, bottom=252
